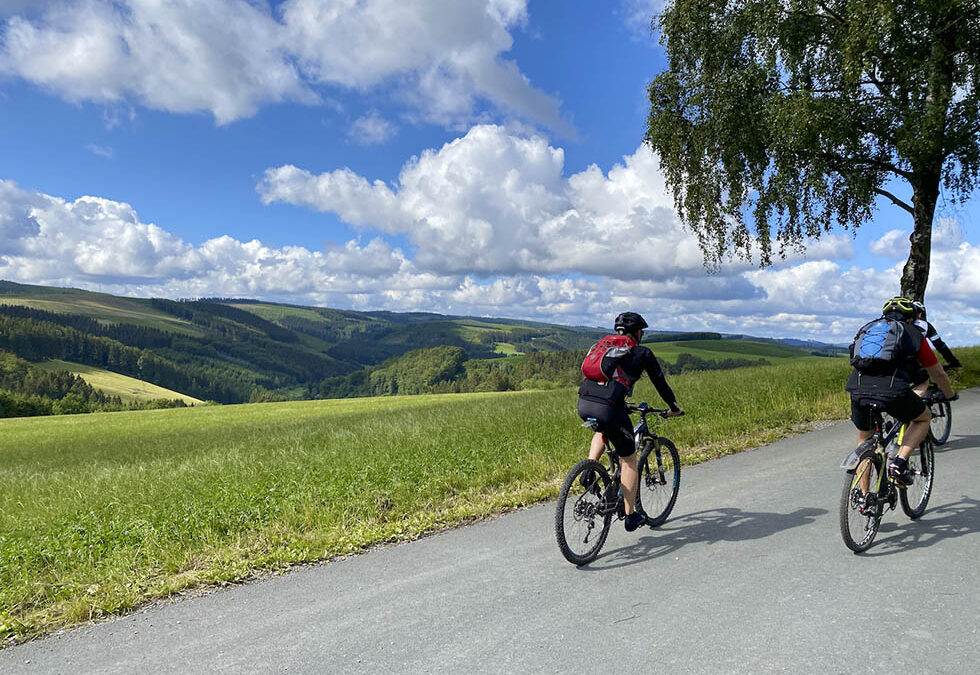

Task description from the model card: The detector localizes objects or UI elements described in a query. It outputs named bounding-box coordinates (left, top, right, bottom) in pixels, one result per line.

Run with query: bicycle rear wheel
left=900, top=438, right=935, bottom=519
left=839, top=454, right=884, bottom=553
left=555, top=459, right=613, bottom=565
left=929, top=402, right=951, bottom=445
left=637, top=437, right=680, bottom=527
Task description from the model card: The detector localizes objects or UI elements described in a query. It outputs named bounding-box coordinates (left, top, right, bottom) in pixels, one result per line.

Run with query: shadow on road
left=858, top=497, right=980, bottom=557
left=583, top=506, right=827, bottom=571
left=934, top=434, right=980, bottom=454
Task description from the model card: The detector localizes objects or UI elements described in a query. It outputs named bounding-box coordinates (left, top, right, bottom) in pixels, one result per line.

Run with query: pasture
left=2, top=350, right=977, bottom=643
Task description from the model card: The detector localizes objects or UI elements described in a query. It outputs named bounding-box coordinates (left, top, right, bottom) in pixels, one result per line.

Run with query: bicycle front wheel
left=555, top=459, right=613, bottom=565
left=839, top=454, right=883, bottom=553
left=929, top=402, right=951, bottom=445
left=638, top=437, right=680, bottom=527
left=900, top=438, right=935, bottom=519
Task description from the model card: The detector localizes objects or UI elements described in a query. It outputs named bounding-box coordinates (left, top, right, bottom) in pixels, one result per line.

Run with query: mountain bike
left=838, top=394, right=948, bottom=553
left=555, top=402, right=681, bottom=565
left=926, top=383, right=952, bottom=445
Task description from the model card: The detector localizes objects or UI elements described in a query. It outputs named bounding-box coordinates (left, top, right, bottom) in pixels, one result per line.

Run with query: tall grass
left=1, top=352, right=977, bottom=643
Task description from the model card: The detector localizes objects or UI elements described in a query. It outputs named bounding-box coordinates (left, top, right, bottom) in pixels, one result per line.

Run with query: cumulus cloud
left=0, top=0, right=569, bottom=131
left=348, top=111, right=396, bottom=145
left=869, top=219, right=963, bottom=259
left=260, top=125, right=852, bottom=280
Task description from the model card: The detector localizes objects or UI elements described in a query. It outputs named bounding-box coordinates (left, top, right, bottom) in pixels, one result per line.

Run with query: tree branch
left=819, top=150, right=912, bottom=181
left=871, top=187, right=914, bottom=214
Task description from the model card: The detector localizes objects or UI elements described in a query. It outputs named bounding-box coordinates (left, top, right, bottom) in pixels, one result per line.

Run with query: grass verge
left=1, top=350, right=978, bottom=644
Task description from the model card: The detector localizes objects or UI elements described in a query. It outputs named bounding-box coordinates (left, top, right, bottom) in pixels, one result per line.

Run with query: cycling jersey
left=578, top=345, right=679, bottom=410
left=577, top=344, right=680, bottom=458
left=914, top=319, right=961, bottom=367
left=846, top=322, right=936, bottom=399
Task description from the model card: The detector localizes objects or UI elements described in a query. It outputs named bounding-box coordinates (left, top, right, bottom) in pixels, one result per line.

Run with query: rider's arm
left=928, top=327, right=961, bottom=368
left=918, top=337, right=955, bottom=399
left=644, top=352, right=681, bottom=413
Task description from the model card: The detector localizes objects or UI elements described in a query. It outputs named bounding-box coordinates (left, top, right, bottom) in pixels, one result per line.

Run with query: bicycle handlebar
left=626, top=402, right=683, bottom=418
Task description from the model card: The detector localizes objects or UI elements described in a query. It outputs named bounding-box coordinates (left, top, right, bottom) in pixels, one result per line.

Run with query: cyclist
left=910, top=300, right=962, bottom=397
left=577, top=311, right=684, bottom=532
left=846, top=297, right=956, bottom=486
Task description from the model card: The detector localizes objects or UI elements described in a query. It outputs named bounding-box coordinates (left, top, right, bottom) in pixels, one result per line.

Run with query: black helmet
left=881, top=296, right=916, bottom=320
left=911, top=300, right=926, bottom=320
left=614, top=311, right=648, bottom=334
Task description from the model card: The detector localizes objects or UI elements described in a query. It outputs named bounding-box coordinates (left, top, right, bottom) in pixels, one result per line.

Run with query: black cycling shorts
left=910, top=365, right=929, bottom=386
left=850, top=390, right=927, bottom=432
left=577, top=397, right=636, bottom=457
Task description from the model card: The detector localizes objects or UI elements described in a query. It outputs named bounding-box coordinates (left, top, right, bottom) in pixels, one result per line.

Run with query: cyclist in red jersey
left=577, top=312, right=684, bottom=531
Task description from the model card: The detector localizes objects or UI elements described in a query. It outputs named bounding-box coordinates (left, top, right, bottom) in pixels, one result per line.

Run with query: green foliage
left=646, top=0, right=980, bottom=295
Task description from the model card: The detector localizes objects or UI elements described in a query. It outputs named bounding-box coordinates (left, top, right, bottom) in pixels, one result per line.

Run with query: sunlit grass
left=1, top=351, right=977, bottom=643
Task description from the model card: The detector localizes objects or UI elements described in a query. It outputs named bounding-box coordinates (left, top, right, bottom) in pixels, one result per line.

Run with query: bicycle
left=926, top=383, right=952, bottom=445
left=555, top=402, right=682, bottom=565
left=838, top=393, right=947, bottom=553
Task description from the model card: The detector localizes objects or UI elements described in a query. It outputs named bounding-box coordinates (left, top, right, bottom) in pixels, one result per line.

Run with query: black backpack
left=850, top=318, right=906, bottom=373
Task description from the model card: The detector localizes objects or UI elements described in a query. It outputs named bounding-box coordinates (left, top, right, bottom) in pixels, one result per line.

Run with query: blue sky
left=0, top=0, right=978, bottom=344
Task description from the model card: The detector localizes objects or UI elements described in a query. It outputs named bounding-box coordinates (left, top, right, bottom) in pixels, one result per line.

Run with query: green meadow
left=1, top=351, right=977, bottom=643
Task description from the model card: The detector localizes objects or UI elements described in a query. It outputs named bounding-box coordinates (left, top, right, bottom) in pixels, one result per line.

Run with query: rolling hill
left=0, top=280, right=839, bottom=412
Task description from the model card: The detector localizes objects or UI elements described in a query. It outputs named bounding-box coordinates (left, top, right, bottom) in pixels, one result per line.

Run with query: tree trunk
left=900, top=174, right=940, bottom=302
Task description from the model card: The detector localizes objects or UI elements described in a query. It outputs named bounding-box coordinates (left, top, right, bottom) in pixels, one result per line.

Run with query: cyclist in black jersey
left=578, top=312, right=684, bottom=531
left=910, top=300, right=962, bottom=397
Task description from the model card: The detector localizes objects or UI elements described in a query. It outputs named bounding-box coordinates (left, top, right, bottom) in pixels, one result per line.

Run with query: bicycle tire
left=929, top=401, right=951, bottom=445
left=555, top=459, right=613, bottom=565
left=637, top=437, right=680, bottom=527
left=900, top=437, right=935, bottom=519
left=839, top=453, right=884, bottom=553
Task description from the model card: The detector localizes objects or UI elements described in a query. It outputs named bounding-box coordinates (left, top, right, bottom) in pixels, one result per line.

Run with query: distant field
left=229, top=302, right=327, bottom=323
left=33, top=360, right=202, bottom=404
left=0, top=293, right=202, bottom=335
left=2, top=348, right=976, bottom=643
left=644, top=339, right=826, bottom=363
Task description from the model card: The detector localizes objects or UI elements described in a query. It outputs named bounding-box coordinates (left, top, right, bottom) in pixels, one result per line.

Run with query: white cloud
left=0, top=0, right=569, bottom=132
left=260, top=125, right=851, bottom=280
left=869, top=228, right=907, bottom=257
left=0, top=0, right=314, bottom=124
left=348, top=111, right=396, bottom=146
left=621, top=0, right=663, bottom=36
left=85, top=143, right=113, bottom=158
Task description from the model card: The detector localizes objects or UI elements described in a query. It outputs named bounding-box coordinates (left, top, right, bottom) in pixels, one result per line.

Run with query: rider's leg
left=851, top=398, right=875, bottom=493
left=621, top=453, right=639, bottom=515
left=897, top=407, right=931, bottom=459
left=589, top=432, right=604, bottom=460
left=912, top=377, right=929, bottom=397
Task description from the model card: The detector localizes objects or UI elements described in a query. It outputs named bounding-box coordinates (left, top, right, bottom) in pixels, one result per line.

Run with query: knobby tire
left=555, top=459, right=613, bottom=565
left=900, top=438, right=935, bottom=519
left=638, top=437, right=680, bottom=527
left=929, top=402, right=952, bottom=445
left=839, top=453, right=883, bottom=553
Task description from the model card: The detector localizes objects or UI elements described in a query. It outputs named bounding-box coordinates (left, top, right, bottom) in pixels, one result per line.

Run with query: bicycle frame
left=841, top=407, right=902, bottom=511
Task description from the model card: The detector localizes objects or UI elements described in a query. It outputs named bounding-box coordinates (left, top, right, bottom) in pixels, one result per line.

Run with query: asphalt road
left=3, top=390, right=979, bottom=674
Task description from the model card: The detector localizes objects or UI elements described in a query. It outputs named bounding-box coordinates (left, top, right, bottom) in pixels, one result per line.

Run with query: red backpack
left=581, top=334, right=636, bottom=386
